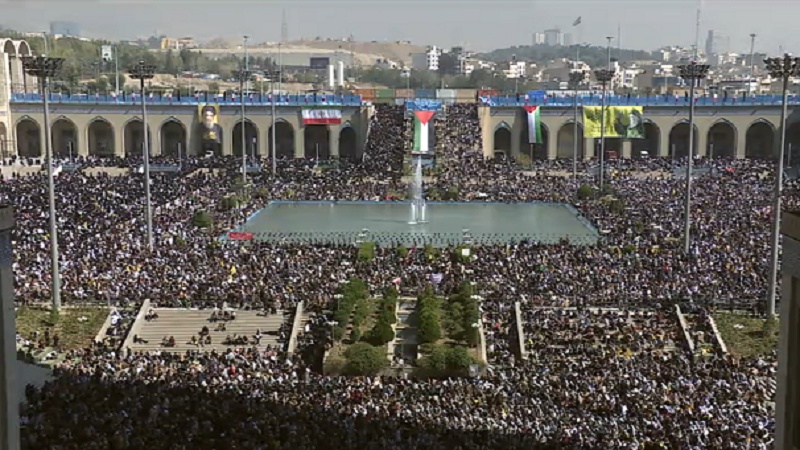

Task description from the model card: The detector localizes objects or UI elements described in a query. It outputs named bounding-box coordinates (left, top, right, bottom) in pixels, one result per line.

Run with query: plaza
left=228, top=201, right=600, bottom=246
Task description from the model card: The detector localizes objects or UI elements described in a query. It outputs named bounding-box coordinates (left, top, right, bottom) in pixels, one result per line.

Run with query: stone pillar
left=546, top=131, right=557, bottom=160
left=222, top=124, right=233, bottom=156
left=621, top=140, right=632, bottom=159
left=114, top=122, right=126, bottom=157
left=511, top=127, right=521, bottom=160
left=695, top=126, right=708, bottom=158
left=584, top=138, right=596, bottom=159
left=659, top=128, right=671, bottom=158
left=329, top=125, right=340, bottom=158
left=735, top=127, right=747, bottom=159
left=12, top=58, right=24, bottom=94
left=295, top=125, right=305, bottom=158
left=0, top=205, right=20, bottom=450
left=777, top=212, right=800, bottom=450
left=149, top=124, right=160, bottom=157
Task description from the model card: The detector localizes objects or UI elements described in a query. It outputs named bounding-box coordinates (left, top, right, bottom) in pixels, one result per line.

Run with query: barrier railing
left=11, top=92, right=800, bottom=107
left=286, top=301, right=304, bottom=355
left=11, top=93, right=363, bottom=107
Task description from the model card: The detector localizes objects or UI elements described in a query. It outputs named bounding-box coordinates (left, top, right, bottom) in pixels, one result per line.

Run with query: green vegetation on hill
left=479, top=44, right=656, bottom=68
left=0, top=30, right=275, bottom=92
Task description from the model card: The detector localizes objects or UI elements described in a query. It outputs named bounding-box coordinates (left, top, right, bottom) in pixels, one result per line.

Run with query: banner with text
left=301, top=109, right=342, bottom=125
left=583, top=106, right=646, bottom=138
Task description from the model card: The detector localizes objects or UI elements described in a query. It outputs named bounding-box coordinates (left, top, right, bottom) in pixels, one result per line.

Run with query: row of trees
left=331, top=278, right=369, bottom=341
left=443, top=282, right=481, bottom=347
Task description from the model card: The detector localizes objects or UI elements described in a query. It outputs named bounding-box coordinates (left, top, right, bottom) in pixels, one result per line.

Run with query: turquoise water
left=232, top=201, right=599, bottom=247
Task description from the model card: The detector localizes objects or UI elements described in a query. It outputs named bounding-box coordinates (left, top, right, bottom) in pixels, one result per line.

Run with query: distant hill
left=288, top=39, right=425, bottom=66
left=480, top=44, right=657, bottom=68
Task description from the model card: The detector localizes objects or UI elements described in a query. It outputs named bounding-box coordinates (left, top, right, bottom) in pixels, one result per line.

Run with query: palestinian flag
left=523, top=106, right=542, bottom=144
left=413, top=110, right=435, bottom=152
left=301, top=109, right=342, bottom=125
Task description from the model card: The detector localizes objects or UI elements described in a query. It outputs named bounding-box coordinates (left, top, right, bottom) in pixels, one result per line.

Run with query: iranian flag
left=301, top=109, right=342, bottom=125
left=523, top=106, right=543, bottom=144
left=413, top=110, right=435, bottom=152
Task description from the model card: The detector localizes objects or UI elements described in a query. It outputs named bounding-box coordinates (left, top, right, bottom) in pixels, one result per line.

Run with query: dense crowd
left=4, top=103, right=789, bottom=448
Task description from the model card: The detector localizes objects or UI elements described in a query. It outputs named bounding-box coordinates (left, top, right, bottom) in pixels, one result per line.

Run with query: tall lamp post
left=569, top=71, right=586, bottom=181
left=764, top=53, right=800, bottom=318
left=677, top=61, right=710, bottom=255
left=22, top=55, right=64, bottom=311
left=593, top=69, right=614, bottom=191
left=267, top=70, right=279, bottom=175
left=128, top=61, right=156, bottom=251
left=234, top=67, right=253, bottom=182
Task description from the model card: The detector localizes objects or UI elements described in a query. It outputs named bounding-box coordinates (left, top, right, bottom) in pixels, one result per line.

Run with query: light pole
left=268, top=70, right=278, bottom=175
left=128, top=61, right=156, bottom=251
left=677, top=61, right=711, bottom=255
left=569, top=71, right=586, bottom=181
left=749, top=34, right=757, bottom=93
left=764, top=53, right=800, bottom=318
left=22, top=55, right=64, bottom=311
left=242, top=36, right=249, bottom=184
left=593, top=69, right=614, bottom=192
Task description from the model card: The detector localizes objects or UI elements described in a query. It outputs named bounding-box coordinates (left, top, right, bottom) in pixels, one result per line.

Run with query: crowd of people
left=4, top=103, right=790, bottom=448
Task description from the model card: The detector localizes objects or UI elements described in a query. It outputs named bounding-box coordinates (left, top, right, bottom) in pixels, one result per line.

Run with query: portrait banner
left=583, top=106, right=646, bottom=139
left=198, top=104, right=222, bottom=143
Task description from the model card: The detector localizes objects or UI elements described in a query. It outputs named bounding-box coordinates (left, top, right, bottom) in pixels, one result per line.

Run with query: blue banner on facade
left=406, top=99, right=443, bottom=111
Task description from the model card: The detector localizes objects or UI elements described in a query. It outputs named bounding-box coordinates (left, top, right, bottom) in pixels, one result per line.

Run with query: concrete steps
left=128, top=308, right=285, bottom=353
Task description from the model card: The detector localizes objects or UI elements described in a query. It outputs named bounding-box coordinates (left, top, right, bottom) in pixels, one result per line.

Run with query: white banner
left=101, top=45, right=113, bottom=61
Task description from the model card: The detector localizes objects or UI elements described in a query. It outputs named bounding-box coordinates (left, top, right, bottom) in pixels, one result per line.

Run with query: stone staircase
left=128, top=308, right=285, bottom=353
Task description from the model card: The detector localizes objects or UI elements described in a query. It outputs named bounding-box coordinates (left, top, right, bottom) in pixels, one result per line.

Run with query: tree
left=164, top=49, right=177, bottom=74
left=367, top=320, right=395, bottom=346
left=191, top=210, right=213, bottom=228
left=577, top=185, right=594, bottom=200
left=437, top=52, right=458, bottom=76
left=343, top=343, right=388, bottom=376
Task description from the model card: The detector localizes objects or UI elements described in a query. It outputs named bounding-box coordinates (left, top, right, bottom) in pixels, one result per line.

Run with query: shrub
left=609, top=199, right=625, bottom=214
left=367, top=320, right=395, bottom=346
left=577, top=184, right=594, bottom=200
left=332, top=325, right=345, bottom=341
left=378, top=308, right=397, bottom=325
left=417, top=311, right=442, bottom=344
left=423, top=244, right=438, bottom=259
left=349, top=328, right=362, bottom=343
left=343, top=343, right=388, bottom=376
left=453, top=245, right=472, bottom=263
left=358, top=242, right=376, bottom=262
left=220, top=196, right=240, bottom=210
left=417, top=344, right=477, bottom=377
left=445, top=346, right=474, bottom=372
left=192, top=210, right=213, bottom=228
left=633, top=220, right=646, bottom=234
left=396, top=245, right=409, bottom=258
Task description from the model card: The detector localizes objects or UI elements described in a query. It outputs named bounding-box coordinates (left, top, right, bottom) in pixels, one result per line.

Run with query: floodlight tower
left=677, top=61, right=710, bottom=255
left=22, top=55, right=64, bottom=311
left=569, top=70, right=586, bottom=181
left=593, top=68, right=614, bottom=191
left=128, top=60, right=157, bottom=251
left=764, top=53, right=800, bottom=318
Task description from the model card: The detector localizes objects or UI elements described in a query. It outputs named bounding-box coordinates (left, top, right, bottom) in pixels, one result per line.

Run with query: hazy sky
left=1, top=0, right=797, bottom=54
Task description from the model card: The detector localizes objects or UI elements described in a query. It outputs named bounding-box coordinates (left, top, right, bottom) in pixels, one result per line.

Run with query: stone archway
left=123, top=120, right=153, bottom=157
left=232, top=120, right=259, bottom=158
left=16, top=118, right=41, bottom=158
left=304, top=125, right=330, bottom=159
left=4, top=40, right=17, bottom=93
left=0, top=122, right=9, bottom=159
left=339, top=126, right=358, bottom=161
left=51, top=118, right=78, bottom=159
left=494, top=126, right=512, bottom=155
left=160, top=120, right=187, bottom=158
left=268, top=121, right=295, bottom=159
left=746, top=121, right=776, bottom=160
left=631, top=122, right=660, bottom=158
left=519, top=123, right=549, bottom=160
left=707, top=120, right=736, bottom=159
left=88, top=119, right=115, bottom=157
left=668, top=122, right=699, bottom=159
left=787, top=122, right=800, bottom=166
left=556, top=122, right=585, bottom=159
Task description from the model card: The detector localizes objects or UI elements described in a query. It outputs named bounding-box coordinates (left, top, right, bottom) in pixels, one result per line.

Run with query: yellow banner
left=583, top=106, right=645, bottom=138
left=198, top=104, right=221, bottom=143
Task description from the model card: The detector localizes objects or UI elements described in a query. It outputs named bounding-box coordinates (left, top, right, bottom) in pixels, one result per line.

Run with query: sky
left=1, top=0, right=797, bottom=55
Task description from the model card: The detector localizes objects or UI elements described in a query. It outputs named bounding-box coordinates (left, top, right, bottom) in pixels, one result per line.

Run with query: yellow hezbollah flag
left=583, top=106, right=645, bottom=138
left=230, top=265, right=237, bottom=275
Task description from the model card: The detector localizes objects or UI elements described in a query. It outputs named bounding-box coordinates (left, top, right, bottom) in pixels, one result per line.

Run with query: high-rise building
left=533, top=33, right=546, bottom=45
left=705, top=30, right=729, bottom=56
left=544, top=29, right=561, bottom=46
left=49, top=21, right=80, bottom=37
left=563, top=33, right=574, bottom=47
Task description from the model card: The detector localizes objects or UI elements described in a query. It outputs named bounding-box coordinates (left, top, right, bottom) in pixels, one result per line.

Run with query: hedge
left=417, top=344, right=477, bottom=378
left=416, top=289, right=442, bottom=344
left=358, top=242, right=376, bottom=261
left=343, top=343, right=388, bottom=376
left=192, top=210, right=213, bottom=228
left=443, top=282, right=481, bottom=347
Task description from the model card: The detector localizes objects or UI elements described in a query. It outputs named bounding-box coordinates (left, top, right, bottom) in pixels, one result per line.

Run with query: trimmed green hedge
left=416, top=287, right=442, bottom=344
left=443, top=282, right=481, bottom=347
left=358, top=242, right=376, bottom=261
left=343, top=342, right=388, bottom=376
left=417, top=344, right=476, bottom=377
left=192, top=210, right=213, bottom=228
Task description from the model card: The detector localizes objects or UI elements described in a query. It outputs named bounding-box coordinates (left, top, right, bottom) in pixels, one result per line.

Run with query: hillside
left=289, top=39, right=425, bottom=65
left=480, top=44, right=657, bottom=68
